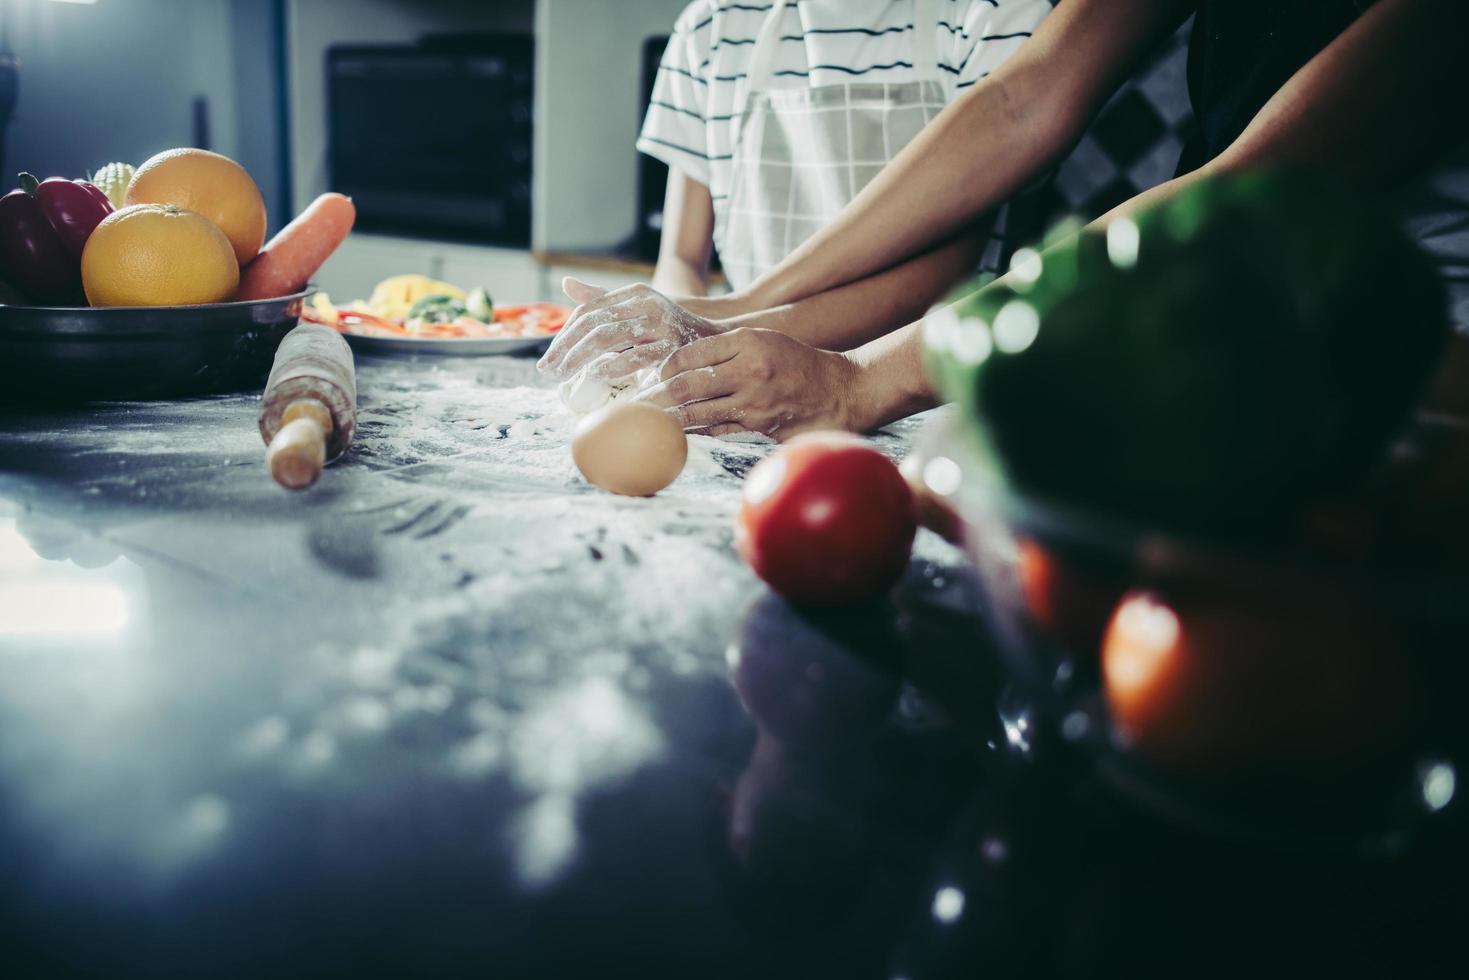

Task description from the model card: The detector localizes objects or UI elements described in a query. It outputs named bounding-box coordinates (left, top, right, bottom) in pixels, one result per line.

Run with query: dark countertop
left=0, top=355, right=1464, bottom=979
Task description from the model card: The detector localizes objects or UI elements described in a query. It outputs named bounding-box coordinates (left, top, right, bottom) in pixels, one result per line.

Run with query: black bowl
left=0, top=288, right=313, bottom=403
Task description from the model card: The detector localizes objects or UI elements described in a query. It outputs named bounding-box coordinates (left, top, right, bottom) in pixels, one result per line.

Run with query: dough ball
left=559, top=369, right=613, bottom=415
left=559, top=354, right=662, bottom=416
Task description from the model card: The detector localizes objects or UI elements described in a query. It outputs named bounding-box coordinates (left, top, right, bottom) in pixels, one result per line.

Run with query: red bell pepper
left=0, top=183, right=77, bottom=304
left=0, top=172, right=112, bottom=305
left=31, top=173, right=114, bottom=258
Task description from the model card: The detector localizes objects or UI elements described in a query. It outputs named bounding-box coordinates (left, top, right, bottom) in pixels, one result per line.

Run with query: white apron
left=715, top=0, right=949, bottom=292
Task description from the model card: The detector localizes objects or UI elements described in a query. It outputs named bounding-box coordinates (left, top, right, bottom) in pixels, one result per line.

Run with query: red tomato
left=738, top=433, right=917, bottom=606
left=1015, top=538, right=1127, bottom=656
left=1101, top=590, right=1418, bottom=776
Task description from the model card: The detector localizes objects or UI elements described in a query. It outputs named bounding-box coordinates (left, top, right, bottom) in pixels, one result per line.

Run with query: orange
left=125, top=148, right=267, bottom=266
left=82, top=204, right=240, bottom=307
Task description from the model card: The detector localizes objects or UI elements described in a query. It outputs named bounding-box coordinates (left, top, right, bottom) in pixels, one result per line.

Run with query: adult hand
left=633, top=327, right=868, bottom=441
left=537, top=279, right=726, bottom=382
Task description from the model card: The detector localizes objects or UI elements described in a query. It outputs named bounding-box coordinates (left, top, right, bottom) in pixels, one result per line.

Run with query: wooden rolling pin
left=258, top=322, right=357, bottom=490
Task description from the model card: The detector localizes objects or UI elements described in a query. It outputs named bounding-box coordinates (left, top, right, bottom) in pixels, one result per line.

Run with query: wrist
left=843, top=332, right=938, bottom=433
left=840, top=352, right=884, bottom=433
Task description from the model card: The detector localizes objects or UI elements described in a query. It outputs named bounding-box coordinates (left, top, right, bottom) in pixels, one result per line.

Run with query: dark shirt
left=1179, top=0, right=1468, bottom=331
left=1179, top=0, right=1373, bottom=172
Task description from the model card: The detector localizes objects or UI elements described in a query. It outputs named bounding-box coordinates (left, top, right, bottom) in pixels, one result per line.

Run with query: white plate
left=341, top=331, right=554, bottom=357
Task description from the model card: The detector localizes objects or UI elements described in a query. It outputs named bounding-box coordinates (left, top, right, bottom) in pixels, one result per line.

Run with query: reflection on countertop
left=1, top=507, right=137, bottom=638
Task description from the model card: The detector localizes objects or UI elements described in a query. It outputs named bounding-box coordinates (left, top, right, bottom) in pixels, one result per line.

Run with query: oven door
left=327, top=37, right=533, bottom=245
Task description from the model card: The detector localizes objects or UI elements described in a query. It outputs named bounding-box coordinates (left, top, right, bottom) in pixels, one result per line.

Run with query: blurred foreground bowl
left=914, top=412, right=1469, bottom=847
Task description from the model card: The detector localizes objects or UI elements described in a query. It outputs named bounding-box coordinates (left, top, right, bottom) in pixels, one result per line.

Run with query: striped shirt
left=637, top=0, right=1051, bottom=204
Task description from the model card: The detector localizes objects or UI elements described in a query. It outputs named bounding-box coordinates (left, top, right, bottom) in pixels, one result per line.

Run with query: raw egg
left=571, top=402, right=688, bottom=496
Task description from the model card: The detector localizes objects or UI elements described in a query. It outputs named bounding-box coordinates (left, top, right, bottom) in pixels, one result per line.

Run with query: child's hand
left=537, top=279, right=726, bottom=381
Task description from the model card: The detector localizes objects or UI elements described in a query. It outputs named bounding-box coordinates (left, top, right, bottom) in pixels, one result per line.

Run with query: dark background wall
left=0, top=0, right=288, bottom=232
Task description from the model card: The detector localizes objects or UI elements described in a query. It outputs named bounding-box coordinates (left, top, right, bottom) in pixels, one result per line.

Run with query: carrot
left=236, top=193, right=356, bottom=301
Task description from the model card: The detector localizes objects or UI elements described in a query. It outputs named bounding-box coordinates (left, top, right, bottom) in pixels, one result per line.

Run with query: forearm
left=1089, top=2, right=1469, bottom=242
left=1204, top=0, right=1469, bottom=192
left=738, top=0, right=1193, bottom=311
left=652, top=168, right=715, bottom=298
left=740, top=68, right=1065, bottom=311
left=652, top=255, right=709, bottom=297
left=728, top=226, right=991, bottom=351
left=839, top=179, right=1194, bottom=431
left=833, top=0, right=1469, bottom=434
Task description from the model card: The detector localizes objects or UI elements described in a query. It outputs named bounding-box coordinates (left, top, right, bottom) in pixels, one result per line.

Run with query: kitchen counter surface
left=0, top=353, right=1464, bottom=978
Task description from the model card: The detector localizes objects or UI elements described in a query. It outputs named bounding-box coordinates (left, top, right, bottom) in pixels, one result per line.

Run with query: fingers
left=702, top=422, right=755, bottom=439
left=538, top=323, right=581, bottom=372
left=540, top=304, right=612, bottom=373
left=657, top=331, right=747, bottom=382
left=636, top=364, right=736, bottom=411
left=561, top=277, right=608, bottom=305
left=542, top=296, right=644, bottom=376
left=585, top=341, right=679, bottom=381
left=541, top=286, right=662, bottom=374
left=671, top=397, right=744, bottom=431
left=556, top=308, right=672, bottom=379
left=540, top=284, right=627, bottom=371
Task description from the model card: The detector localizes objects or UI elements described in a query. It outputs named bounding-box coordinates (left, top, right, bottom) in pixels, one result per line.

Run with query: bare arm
left=1201, top=0, right=1469, bottom=190
left=734, top=0, right=1195, bottom=312
left=688, top=223, right=992, bottom=351
left=543, top=0, right=1185, bottom=380
left=847, top=0, right=1469, bottom=432
left=544, top=221, right=991, bottom=381
left=651, top=168, right=715, bottom=298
